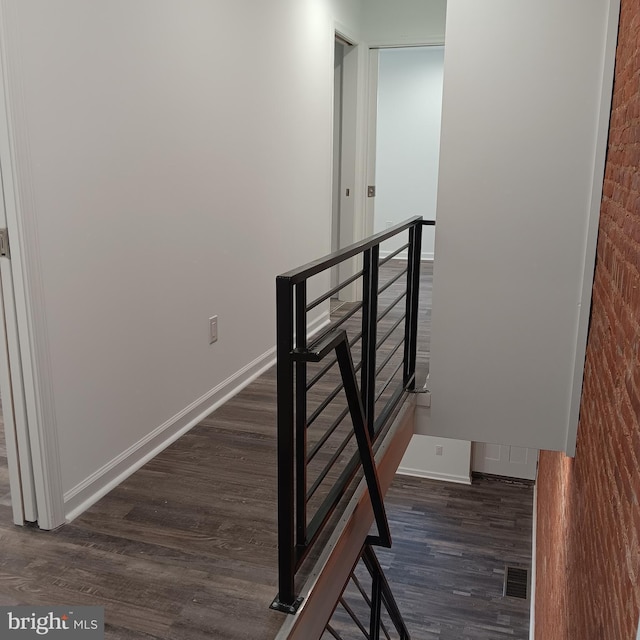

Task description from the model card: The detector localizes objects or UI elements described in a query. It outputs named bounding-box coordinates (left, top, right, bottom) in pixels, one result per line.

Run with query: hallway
left=0, top=262, right=532, bottom=639
left=0, top=394, right=532, bottom=639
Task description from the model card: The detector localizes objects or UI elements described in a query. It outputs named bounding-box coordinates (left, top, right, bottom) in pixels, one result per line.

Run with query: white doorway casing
left=332, top=30, right=363, bottom=302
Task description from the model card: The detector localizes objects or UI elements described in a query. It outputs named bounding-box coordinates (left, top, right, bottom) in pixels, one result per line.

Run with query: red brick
left=535, top=2, right=640, bottom=637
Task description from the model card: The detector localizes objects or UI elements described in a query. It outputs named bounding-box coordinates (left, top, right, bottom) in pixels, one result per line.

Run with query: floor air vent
left=503, top=566, right=529, bottom=599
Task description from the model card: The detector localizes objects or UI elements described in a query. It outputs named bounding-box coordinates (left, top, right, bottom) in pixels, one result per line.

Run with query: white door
left=472, top=442, right=538, bottom=481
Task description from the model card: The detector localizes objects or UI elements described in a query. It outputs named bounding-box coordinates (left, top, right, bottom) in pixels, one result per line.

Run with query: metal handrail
left=278, top=216, right=423, bottom=283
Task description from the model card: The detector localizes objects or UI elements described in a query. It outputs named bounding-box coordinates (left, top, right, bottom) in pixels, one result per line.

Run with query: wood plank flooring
left=0, top=260, right=533, bottom=640
left=376, top=475, right=533, bottom=640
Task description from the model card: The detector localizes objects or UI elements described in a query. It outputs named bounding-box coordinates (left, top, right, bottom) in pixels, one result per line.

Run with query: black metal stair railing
left=323, top=544, right=410, bottom=640
left=272, top=217, right=435, bottom=614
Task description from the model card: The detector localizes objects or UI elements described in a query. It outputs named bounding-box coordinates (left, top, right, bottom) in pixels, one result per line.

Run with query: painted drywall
left=429, top=0, right=617, bottom=452
left=398, top=431, right=470, bottom=484
left=361, top=0, right=447, bottom=46
left=0, top=0, right=364, bottom=520
left=374, top=46, right=444, bottom=260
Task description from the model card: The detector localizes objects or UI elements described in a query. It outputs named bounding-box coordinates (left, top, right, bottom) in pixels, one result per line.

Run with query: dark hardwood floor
left=0, top=261, right=533, bottom=639
left=377, top=475, right=533, bottom=640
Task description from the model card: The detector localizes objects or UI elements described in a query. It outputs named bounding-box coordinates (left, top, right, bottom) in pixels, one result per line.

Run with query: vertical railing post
left=295, top=282, right=307, bottom=548
left=275, top=275, right=296, bottom=609
left=361, top=246, right=380, bottom=438
left=403, top=222, right=422, bottom=390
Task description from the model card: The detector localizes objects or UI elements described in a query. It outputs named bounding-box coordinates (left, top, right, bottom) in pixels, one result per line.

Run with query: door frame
left=0, top=6, right=65, bottom=529
left=331, top=25, right=365, bottom=302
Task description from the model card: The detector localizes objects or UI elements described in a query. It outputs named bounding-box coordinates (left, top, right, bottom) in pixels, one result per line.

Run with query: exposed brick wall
left=535, top=2, right=640, bottom=638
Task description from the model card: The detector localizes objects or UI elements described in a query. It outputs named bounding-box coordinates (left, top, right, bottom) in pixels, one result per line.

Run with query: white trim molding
left=395, top=466, right=471, bottom=485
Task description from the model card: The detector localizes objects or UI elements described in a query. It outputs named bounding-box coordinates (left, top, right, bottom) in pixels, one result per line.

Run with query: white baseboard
left=395, top=466, right=471, bottom=485
left=379, top=250, right=434, bottom=262
left=529, top=481, right=538, bottom=640
left=64, top=311, right=330, bottom=522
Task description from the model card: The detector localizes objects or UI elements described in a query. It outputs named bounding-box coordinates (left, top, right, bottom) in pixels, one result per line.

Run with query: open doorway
left=371, top=45, right=444, bottom=260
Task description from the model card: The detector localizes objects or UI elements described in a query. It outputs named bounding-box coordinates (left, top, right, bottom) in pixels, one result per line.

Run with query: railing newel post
left=404, top=221, right=422, bottom=390
left=274, top=276, right=296, bottom=609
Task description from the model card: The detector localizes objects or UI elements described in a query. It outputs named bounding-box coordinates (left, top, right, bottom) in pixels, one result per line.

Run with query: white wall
left=362, top=0, right=447, bottom=46
left=429, top=0, right=618, bottom=453
left=0, top=0, right=364, bottom=523
left=374, top=46, right=444, bottom=259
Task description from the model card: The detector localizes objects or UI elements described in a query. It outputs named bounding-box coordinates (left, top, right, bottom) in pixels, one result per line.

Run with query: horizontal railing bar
left=307, top=406, right=350, bottom=463
left=421, top=219, right=436, bottom=226
left=378, top=242, right=410, bottom=267
left=377, top=266, right=408, bottom=296
left=307, top=270, right=364, bottom=312
left=325, top=625, right=343, bottom=640
left=351, top=572, right=372, bottom=607
left=329, top=302, right=364, bottom=333
left=279, top=216, right=422, bottom=284
left=307, top=361, right=362, bottom=429
left=307, top=357, right=338, bottom=391
left=307, top=359, right=362, bottom=428
left=377, top=290, right=406, bottom=323
left=303, top=448, right=362, bottom=559
left=373, top=385, right=407, bottom=435
left=307, top=383, right=345, bottom=428
left=375, top=338, right=405, bottom=377
left=306, top=429, right=356, bottom=501
left=304, top=376, right=393, bottom=558
left=375, top=314, right=405, bottom=351
left=338, top=596, right=369, bottom=639
left=375, top=360, right=404, bottom=402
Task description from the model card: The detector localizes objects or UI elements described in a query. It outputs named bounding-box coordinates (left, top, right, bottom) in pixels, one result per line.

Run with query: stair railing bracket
left=270, top=595, right=304, bottom=615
